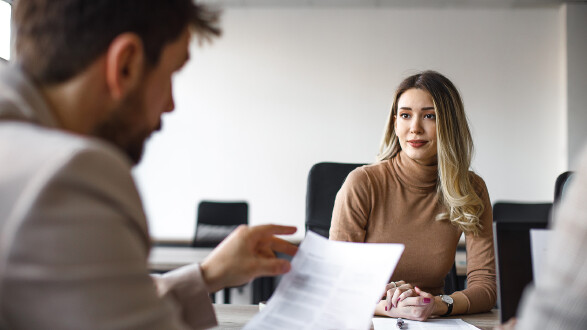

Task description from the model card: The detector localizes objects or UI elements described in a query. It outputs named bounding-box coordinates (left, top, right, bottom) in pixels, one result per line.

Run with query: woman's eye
left=425, top=114, right=436, bottom=120
left=400, top=113, right=410, bottom=119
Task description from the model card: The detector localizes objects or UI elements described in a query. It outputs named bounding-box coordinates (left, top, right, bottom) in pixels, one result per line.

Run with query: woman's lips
left=408, top=140, right=427, bottom=148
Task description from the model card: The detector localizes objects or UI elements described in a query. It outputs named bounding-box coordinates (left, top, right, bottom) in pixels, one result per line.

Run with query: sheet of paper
left=244, top=231, right=404, bottom=330
left=530, top=228, right=552, bottom=286
left=372, top=317, right=480, bottom=329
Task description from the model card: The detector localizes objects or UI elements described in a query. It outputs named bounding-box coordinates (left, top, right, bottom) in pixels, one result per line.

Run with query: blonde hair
left=377, top=71, right=484, bottom=235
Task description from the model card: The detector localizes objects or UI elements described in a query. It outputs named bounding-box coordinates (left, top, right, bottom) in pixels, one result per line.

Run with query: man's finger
left=250, top=224, right=298, bottom=238
left=255, top=258, right=292, bottom=277
left=269, top=236, right=298, bottom=256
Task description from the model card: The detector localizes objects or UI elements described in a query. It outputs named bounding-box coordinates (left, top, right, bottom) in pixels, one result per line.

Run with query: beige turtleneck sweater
left=329, top=151, right=496, bottom=315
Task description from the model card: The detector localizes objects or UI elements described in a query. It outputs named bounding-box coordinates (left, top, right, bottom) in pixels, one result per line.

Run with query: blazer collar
left=0, top=64, right=60, bottom=129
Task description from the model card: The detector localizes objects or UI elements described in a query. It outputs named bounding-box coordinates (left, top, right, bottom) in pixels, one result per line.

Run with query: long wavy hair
left=377, top=71, right=484, bottom=234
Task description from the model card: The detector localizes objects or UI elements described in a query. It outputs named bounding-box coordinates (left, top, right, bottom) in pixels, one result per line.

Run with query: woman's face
left=394, top=88, right=438, bottom=166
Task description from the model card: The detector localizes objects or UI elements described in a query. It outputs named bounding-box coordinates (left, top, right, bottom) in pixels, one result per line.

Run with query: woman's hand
left=375, top=286, right=435, bottom=321
left=382, top=280, right=414, bottom=310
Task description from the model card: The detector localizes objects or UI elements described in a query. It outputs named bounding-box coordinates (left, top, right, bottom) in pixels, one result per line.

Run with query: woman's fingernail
left=385, top=306, right=388, bottom=311
left=423, top=298, right=431, bottom=303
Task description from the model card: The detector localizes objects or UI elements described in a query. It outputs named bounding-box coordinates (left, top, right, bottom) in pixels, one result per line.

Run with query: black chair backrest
left=493, top=221, right=548, bottom=323
left=554, top=171, right=574, bottom=205
left=493, top=202, right=552, bottom=224
left=192, top=201, right=248, bottom=248
left=305, top=162, right=366, bottom=238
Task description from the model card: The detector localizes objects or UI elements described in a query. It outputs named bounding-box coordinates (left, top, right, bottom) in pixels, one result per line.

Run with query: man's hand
left=200, top=224, right=298, bottom=293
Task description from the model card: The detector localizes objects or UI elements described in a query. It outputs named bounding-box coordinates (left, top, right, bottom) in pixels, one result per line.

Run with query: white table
left=148, top=246, right=213, bottom=272
left=212, top=304, right=500, bottom=330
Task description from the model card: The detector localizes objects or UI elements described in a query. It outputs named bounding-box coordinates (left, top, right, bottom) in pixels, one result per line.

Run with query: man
left=0, top=1, right=297, bottom=329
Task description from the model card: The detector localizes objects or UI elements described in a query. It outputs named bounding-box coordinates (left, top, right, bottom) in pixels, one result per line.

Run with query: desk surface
left=148, top=246, right=213, bottom=272
left=212, top=304, right=499, bottom=330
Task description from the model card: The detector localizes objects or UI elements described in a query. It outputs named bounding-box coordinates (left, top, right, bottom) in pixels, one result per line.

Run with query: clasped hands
left=375, top=280, right=435, bottom=321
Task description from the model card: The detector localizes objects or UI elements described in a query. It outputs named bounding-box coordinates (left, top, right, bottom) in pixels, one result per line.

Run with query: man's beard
left=91, top=87, right=157, bottom=165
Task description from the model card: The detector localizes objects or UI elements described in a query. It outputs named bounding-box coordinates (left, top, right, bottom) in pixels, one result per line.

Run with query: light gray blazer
left=0, top=64, right=217, bottom=329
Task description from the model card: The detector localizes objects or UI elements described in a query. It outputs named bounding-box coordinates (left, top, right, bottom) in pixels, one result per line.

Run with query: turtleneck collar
left=391, top=150, right=438, bottom=192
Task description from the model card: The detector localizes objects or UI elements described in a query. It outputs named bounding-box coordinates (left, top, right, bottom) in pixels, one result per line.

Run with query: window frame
left=0, top=0, right=12, bottom=63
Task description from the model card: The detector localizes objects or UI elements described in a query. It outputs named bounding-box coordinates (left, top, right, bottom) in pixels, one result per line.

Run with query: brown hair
left=378, top=71, right=484, bottom=234
left=13, top=0, right=221, bottom=85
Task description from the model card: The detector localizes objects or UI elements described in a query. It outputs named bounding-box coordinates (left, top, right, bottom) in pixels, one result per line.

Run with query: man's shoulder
left=0, top=120, right=148, bottom=250
left=0, top=121, right=136, bottom=214
left=0, top=120, right=131, bottom=169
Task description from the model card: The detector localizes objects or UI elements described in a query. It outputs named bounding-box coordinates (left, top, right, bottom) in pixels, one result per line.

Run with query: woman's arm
left=454, top=175, right=497, bottom=315
left=329, top=168, right=372, bottom=242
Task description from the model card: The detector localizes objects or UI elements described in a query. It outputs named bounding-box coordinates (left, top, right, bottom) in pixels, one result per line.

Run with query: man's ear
left=104, top=33, right=145, bottom=100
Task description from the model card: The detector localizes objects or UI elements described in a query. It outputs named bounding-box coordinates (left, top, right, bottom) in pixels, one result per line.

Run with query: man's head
left=13, top=0, right=220, bottom=85
left=12, top=0, right=221, bottom=164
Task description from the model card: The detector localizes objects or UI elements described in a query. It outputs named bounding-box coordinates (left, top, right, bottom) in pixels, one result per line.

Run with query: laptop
left=493, top=221, right=548, bottom=323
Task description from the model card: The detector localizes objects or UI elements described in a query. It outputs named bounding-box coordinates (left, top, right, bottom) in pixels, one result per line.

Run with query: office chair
left=494, top=220, right=548, bottom=323
left=305, top=162, right=366, bottom=238
left=192, top=200, right=248, bottom=303
left=443, top=263, right=460, bottom=295
left=554, top=171, right=574, bottom=205
left=492, top=202, right=552, bottom=224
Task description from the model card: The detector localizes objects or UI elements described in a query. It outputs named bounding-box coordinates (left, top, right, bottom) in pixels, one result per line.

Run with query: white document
left=372, top=317, right=480, bottom=329
left=244, top=231, right=405, bottom=330
left=530, top=228, right=552, bottom=286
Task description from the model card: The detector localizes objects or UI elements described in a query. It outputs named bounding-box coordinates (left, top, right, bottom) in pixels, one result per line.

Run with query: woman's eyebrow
left=398, top=106, right=435, bottom=110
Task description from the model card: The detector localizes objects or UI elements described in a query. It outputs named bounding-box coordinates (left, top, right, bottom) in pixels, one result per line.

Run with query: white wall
left=566, top=3, right=587, bottom=168
left=133, top=6, right=566, bottom=240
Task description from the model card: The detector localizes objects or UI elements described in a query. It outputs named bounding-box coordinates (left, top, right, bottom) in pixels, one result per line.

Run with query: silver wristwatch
left=440, top=295, right=454, bottom=316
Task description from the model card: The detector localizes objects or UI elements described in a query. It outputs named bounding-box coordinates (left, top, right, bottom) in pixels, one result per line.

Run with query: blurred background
left=135, top=0, right=587, bottom=241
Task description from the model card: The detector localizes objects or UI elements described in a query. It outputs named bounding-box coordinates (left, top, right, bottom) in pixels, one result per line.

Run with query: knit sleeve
left=460, top=174, right=497, bottom=313
left=329, top=167, right=372, bottom=242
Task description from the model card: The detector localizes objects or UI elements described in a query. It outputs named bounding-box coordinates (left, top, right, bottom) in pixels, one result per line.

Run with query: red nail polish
left=385, top=306, right=388, bottom=311
left=423, top=298, right=431, bottom=303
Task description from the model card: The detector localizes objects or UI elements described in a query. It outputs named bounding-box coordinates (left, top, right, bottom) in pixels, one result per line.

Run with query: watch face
left=441, top=295, right=454, bottom=304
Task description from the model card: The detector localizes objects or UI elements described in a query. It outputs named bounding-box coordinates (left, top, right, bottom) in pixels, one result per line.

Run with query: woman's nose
left=410, top=117, right=423, bottom=134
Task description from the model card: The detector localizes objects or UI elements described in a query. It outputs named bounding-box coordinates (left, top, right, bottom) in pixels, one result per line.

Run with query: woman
left=329, top=71, right=496, bottom=321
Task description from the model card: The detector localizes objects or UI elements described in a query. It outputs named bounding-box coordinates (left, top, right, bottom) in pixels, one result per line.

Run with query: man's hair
left=377, top=70, right=484, bottom=235
left=13, top=0, right=221, bottom=85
